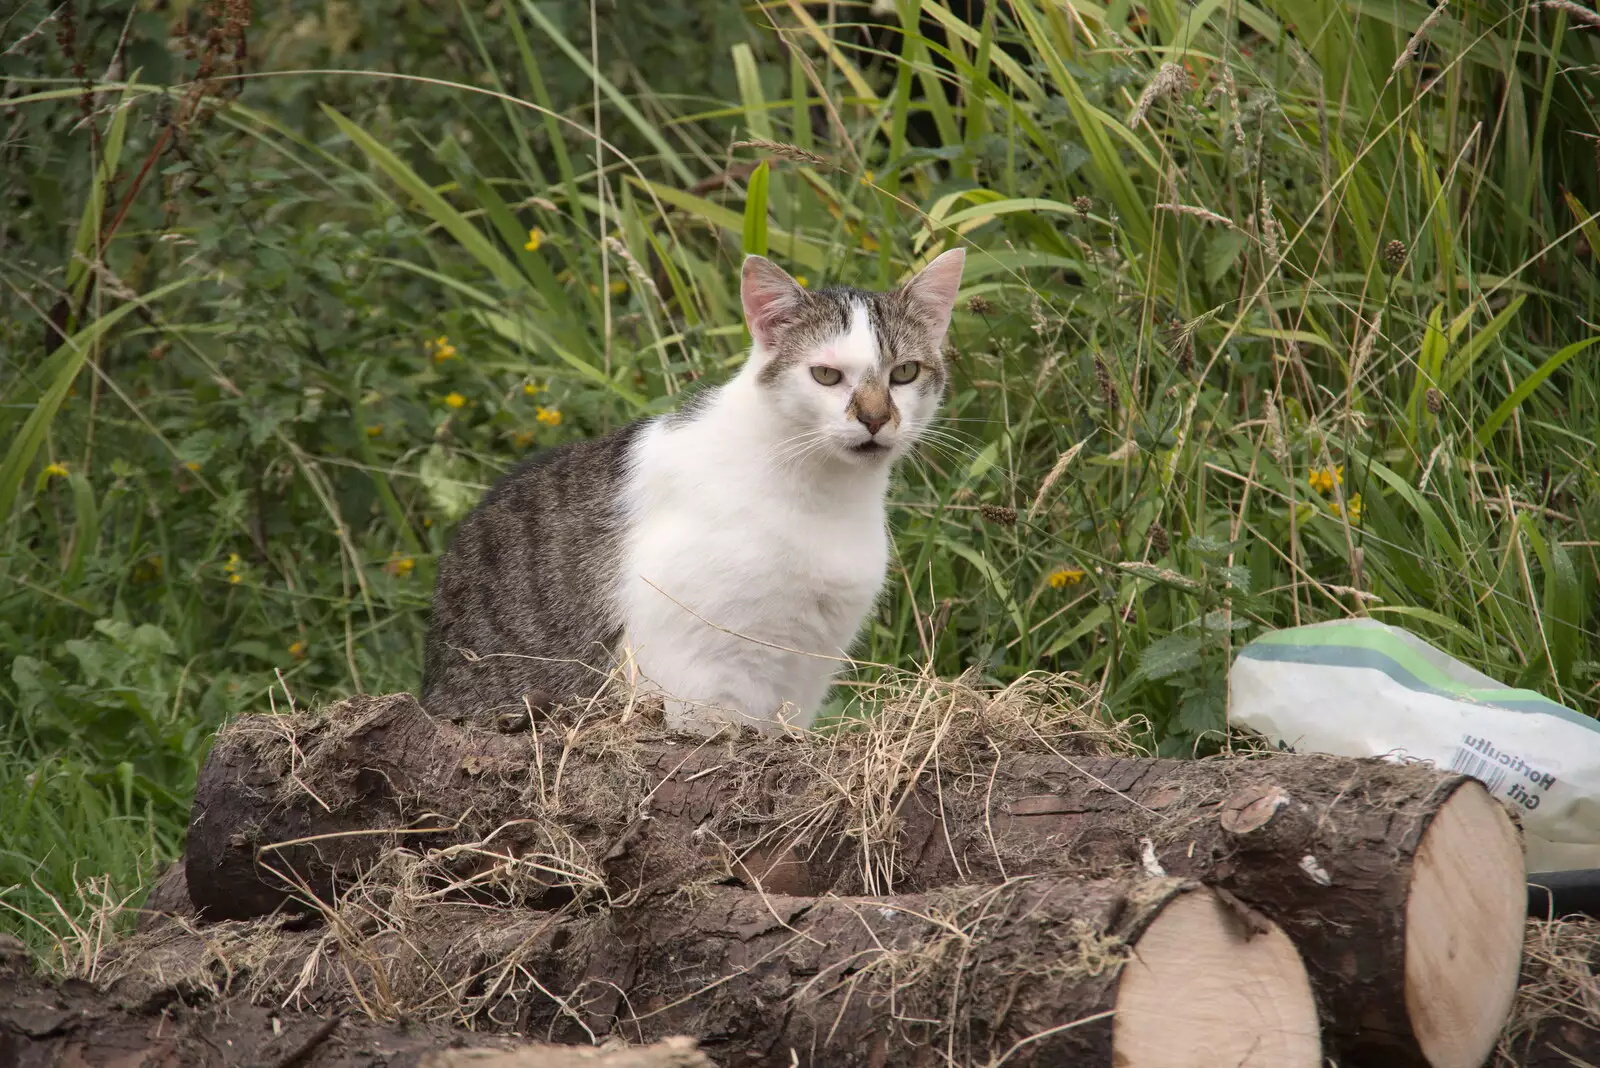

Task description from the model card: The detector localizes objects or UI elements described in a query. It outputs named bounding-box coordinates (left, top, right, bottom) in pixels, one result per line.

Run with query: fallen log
left=185, top=692, right=1525, bottom=1068
left=0, top=939, right=712, bottom=1068
left=106, top=878, right=1320, bottom=1067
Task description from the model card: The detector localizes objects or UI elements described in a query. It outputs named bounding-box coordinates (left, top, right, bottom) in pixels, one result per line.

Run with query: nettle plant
left=1114, top=536, right=1260, bottom=756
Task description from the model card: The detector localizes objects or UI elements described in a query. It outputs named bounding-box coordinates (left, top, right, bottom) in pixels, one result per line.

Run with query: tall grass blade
left=743, top=161, right=771, bottom=257
left=516, top=0, right=694, bottom=183
left=1473, top=336, right=1600, bottom=447
left=0, top=276, right=197, bottom=524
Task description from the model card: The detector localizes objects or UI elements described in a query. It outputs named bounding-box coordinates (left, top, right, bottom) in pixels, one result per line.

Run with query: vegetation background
left=2, top=0, right=1598, bottom=949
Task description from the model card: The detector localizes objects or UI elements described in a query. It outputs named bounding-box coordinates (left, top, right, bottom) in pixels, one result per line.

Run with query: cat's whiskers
left=777, top=437, right=842, bottom=473
left=897, top=438, right=981, bottom=487
left=909, top=427, right=984, bottom=466
left=767, top=428, right=828, bottom=458
left=920, top=419, right=985, bottom=446
left=899, top=448, right=959, bottom=487
left=768, top=429, right=833, bottom=470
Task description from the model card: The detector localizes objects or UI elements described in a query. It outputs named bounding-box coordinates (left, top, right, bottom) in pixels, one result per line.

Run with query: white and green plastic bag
left=1230, top=619, right=1600, bottom=873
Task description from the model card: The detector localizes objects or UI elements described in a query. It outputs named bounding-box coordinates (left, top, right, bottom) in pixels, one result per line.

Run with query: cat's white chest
left=614, top=419, right=889, bottom=732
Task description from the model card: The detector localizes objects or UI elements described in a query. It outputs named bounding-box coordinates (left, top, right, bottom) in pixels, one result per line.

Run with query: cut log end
left=1114, top=889, right=1321, bottom=1068
left=1405, top=780, right=1526, bottom=1068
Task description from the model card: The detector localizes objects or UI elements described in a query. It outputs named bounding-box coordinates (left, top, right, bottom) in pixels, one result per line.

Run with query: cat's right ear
left=741, top=255, right=806, bottom=350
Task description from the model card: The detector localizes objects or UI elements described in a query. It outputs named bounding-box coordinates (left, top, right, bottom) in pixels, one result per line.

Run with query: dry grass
left=779, top=668, right=1136, bottom=895
left=236, top=668, right=1131, bottom=909
left=1496, top=915, right=1600, bottom=1065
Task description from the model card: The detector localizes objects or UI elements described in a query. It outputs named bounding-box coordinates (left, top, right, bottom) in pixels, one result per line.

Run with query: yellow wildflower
left=523, top=382, right=541, bottom=396
left=444, top=392, right=467, bottom=410
left=365, top=423, right=383, bottom=437
left=608, top=279, right=628, bottom=296
left=228, top=573, right=242, bottom=585
left=535, top=406, right=562, bottom=427
left=795, top=275, right=809, bottom=288
left=388, top=556, right=416, bottom=578
left=43, top=462, right=68, bottom=479
left=513, top=430, right=537, bottom=448
left=429, top=334, right=458, bottom=362
left=184, top=461, right=201, bottom=472
left=843, top=215, right=874, bottom=246
left=224, top=552, right=242, bottom=572
left=1047, top=568, right=1087, bottom=589
left=1307, top=465, right=1344, bottom=495
left=422, top=516, right=433, bottom=528
left=1333, top=493, right=1364, bottom=524
left=288, top=639, right=308, bottom=660
left=861, top=170, right=875, bottom=185
left=524, top=227, right=544, bottom=252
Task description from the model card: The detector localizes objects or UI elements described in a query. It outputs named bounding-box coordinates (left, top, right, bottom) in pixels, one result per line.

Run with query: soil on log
left=136, top=858, right=194, bottom=933
left=104, top=877, right=1320, bottom=1067
left=1505, top=1020, right=1600, bottom=1068
left=0, top=936, right=711, bottom=1068
left=184, top=693, right=1524, bottom=1068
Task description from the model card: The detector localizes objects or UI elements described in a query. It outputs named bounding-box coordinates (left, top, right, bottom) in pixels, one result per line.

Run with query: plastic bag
left=1230, top=618, right=1600, bottom=873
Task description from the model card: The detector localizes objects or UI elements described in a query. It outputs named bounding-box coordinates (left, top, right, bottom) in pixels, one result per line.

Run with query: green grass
left=2, top=0, right=1598, bottom=951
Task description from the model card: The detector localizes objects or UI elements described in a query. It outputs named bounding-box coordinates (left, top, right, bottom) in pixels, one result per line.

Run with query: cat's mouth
left=850, top=441, right=891, bottom=457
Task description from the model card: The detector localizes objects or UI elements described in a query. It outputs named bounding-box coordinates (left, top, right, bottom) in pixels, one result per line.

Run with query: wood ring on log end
left=1404, top=780, right=1525, bottom=1068
left=1113, top=888, right=1322, bottom=1067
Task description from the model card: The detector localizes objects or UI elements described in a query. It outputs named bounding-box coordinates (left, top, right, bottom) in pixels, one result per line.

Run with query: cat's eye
left=889, top=361, right=922, bottom=385
left=810, top=366, right=843, bottom=386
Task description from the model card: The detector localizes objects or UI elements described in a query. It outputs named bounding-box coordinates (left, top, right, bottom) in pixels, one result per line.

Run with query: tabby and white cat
left=421, top=249, right=965, bottom=734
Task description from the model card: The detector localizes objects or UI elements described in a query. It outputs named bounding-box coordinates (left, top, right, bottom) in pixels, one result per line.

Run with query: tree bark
left=185, top=693, right=1524, bottom=1068
left=135, top=858, right=194, bottom=933
left=99, top=877, right=1319, bottom=1067
left=0, top=953, right=713, bottom=1068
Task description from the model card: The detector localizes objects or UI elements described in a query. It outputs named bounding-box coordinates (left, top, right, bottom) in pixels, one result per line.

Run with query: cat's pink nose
left=858, top=411, right=888, bottom=435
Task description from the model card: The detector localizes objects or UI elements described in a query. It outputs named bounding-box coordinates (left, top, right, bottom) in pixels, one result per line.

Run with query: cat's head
left=740, top=249, right=965, bottom=467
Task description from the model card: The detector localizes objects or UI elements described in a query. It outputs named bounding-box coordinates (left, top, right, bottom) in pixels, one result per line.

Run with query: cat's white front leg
left=663, top=694, right=810, bottom=736
left=625, top=629, right=822, bottom=736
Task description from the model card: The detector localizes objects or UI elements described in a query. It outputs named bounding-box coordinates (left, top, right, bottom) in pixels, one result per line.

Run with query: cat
left=421, top=248, right=965, bottom=735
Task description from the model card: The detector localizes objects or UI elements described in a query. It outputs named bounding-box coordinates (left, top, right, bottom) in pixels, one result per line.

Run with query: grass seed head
left=1130, top=63, right=1191, bottom=127
left=980, top=503, right=1018, bottom=526
left=730, top=138, right=831, bottom=167
left=1094, top=355, right=1118, bottom=412
left=1149, top=521, right=1170, bottom=558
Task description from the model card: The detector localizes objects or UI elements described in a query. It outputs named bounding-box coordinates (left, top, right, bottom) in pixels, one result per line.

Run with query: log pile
left=0, top=933, right=714, bottom=1068
left=17, top=684, right=1559, bottom=1067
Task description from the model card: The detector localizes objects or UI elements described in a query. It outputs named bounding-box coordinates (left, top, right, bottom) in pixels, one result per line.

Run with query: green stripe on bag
left=1239, top=625, right=1600, bottom=734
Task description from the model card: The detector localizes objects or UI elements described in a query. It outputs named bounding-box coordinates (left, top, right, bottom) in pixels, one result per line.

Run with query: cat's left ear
left=741, top=255, right=807, bottom=351
left=901, top=247, right=966, bottom=344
